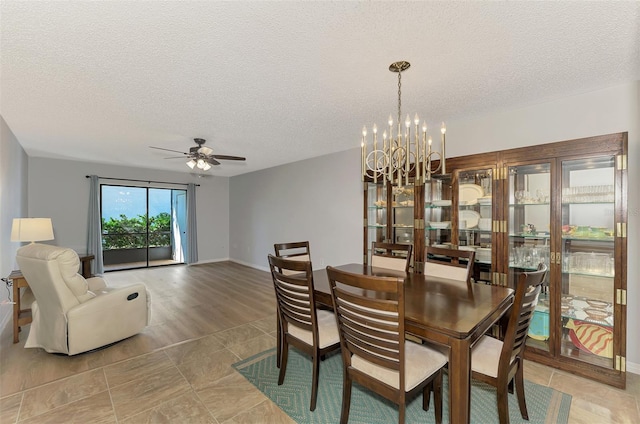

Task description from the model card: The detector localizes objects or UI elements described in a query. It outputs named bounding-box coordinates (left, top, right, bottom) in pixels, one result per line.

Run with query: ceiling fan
left=150, top=138, right=246, bottom=170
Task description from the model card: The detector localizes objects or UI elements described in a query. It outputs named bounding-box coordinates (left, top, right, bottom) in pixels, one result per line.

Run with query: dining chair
left=274, top=241, right=310, bottom=263
left=424, top=245, right=475, bottom=284
left=371, top=242, right=413, bottom=272
left=326, top=266, right=448, bottom=424
left=267, top=254, right=340, bottom=411
left=470, top=263, right=548, bottom=424
left=273, top=241, right=312, bottom=368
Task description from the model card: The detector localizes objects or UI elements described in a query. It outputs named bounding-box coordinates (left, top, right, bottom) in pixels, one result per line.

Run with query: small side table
left=78, top=254, right=95, bottom=278
left=9, top=270, right=32, bottom=344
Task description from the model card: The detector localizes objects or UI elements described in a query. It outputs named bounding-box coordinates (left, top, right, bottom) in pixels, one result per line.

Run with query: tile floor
left=0, top=262, right=638, bottom=423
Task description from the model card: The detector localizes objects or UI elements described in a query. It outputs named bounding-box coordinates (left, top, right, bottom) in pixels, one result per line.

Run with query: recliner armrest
left=86, top=277, right=107, bottom=291
left=67, top=283, right=148, bottom=319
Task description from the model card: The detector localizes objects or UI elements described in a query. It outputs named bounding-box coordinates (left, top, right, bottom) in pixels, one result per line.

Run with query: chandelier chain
left=397, top=70, right=402, bottom=130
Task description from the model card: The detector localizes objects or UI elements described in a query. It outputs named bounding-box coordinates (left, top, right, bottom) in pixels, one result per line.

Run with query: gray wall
left=230, top=149, right=362, bottom=271
left=26, top=158, right=231, bottom=261
left=229, top=81, right=640, bottom=371
left=0, top=116, right=28, bottom=336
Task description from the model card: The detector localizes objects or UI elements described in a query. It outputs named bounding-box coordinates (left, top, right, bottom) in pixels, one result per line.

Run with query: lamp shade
left=11, top=218, right=54, bottom=243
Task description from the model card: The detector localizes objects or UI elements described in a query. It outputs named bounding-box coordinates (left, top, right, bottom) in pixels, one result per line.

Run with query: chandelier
left=360, top=61, right=446, bottom=186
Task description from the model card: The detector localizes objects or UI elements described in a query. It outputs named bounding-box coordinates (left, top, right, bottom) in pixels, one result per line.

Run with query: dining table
left=312, top=263, right=514, bottom=424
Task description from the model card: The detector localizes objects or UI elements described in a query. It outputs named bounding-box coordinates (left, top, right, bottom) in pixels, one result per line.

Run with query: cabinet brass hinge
left=556, top=251, right=562, bottom=266
left=492, top=272, right=499, bottom=285
left=364, top=218, right=368, bottom=227
left=616, top=222, right=627, bottom=238
left=503, top=166, right=508, bottom=180
left=616, top=154, right=627, bottom=171
left=502, top=221, right=508, bottom=234
left=363, top=254, right=368, bottom=264
left=616, top=355, right=626, bottom=372
left=550, top=251, right=556, bottom=264
left=616, top=289, right=627, bottom=306
left=414, top=219, right=425, bottom=230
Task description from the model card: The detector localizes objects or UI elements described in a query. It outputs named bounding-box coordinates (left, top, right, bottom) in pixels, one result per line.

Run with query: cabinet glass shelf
left=562, top=236, right=614, bottom=242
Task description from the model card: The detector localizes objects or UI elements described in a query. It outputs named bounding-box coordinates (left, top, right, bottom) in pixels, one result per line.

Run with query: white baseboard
left=230, top=258, right=270, bottom=273
left=627, top=361, right=640, bottom=375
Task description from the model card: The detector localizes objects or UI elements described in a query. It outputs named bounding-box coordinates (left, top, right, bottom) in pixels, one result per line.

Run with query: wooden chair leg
left=340, top=372, right=352, bottom=424
left=276, top=318, right=282, bottom=368
left=398, top=401, right=405, bottom=424
left=497, top=385, right=510, bottom=424
left=423, top=382, right=432, bottom=411
left=278, top=341, right=288, bottom=385
left=310, top=351, right=320, bottom=411
left=434, top=371, right=443, bottom=424
left=515, top=363, right=529, bottom=420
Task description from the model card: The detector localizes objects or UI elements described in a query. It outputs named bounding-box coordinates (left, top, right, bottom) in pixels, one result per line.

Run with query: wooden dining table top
left=312, top=263, right=514, bottom=341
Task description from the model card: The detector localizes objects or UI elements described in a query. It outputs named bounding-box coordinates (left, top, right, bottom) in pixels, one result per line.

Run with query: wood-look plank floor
left=0, top=261, right=638, bottom=423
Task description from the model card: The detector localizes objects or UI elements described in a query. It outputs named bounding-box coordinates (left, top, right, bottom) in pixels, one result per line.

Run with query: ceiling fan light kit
left=150, top=138, right=246, bottom=171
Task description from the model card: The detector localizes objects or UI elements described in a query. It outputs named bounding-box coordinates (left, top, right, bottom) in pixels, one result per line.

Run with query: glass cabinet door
left=366, top=183, right=388, bottom=262
left=507, top=163, right=552, bottom=352
left=457, top=168, right=494, bottom=283
left=425, top=176, right=453, bottom=250
left=392, top=185, right=414, bottom=245
left=559, top=156, right=616, bottom=369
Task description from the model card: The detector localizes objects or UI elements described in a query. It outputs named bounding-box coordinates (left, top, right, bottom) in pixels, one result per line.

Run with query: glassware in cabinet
left=559, top=156, right=616, bottom=369
left=507, top=162, right=552, bottom=352
left=366, top=183, right=388, bottom=262
left=424, top=176, right=452, bottom=248
left=457, top=168, right=494, bottom=282
left=392, top=185, right=414, bottom=245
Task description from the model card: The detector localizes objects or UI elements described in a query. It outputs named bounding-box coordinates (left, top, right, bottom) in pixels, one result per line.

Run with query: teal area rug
left=233, top=348, right=571, bottom=424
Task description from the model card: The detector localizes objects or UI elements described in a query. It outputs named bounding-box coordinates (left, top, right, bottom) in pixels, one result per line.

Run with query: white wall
left=0, top=116, right=29, bottom=337
left=27, top=158, right=230, bottom=262
left=229, top=149, right=362, bottom=271
left=229, top=81, right=640, bottom=371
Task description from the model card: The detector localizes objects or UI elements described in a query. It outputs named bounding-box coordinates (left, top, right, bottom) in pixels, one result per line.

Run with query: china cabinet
left=362, top=132, right=627, bottom=388
left=364, top=182, right=415, bottom=266
left=500, top=133, right=627, bottom=388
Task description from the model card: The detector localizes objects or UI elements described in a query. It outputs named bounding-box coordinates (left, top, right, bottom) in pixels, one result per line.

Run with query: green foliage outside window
left=102, top=212, right=171, bottom=250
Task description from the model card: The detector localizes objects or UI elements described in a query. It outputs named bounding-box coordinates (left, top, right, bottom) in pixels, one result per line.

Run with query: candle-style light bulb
left=383, top=131, right=387, bottom=140
left=428, top=136, right=433, bottom=147
left=422, top=121, right=427, bottom=133
left=362, top=126, right=367, bottom=137
left=373, top=124, right=377, bottom=134
left=388, top=114, right=394, bottom=127
left=405, top=114, right=411, bottom=128
left=414, top=113, right=420, bottom=126
left=441, top=122, right=446, bottom=134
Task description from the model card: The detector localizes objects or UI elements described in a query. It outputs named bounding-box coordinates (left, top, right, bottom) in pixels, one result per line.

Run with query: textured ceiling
left=1, top=1, right=639, bottom=177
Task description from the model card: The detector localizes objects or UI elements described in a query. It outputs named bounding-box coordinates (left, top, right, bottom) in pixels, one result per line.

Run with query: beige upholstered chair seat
left=352, top=341, right=448, bottom=391
left=16, top=243, right=150, bottom=355
left=288, top=309, right=340, bottom=348
left=471, top=335, right=503, bottom=378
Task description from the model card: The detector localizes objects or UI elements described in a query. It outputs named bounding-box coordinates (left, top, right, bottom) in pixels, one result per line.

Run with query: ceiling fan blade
left=212, top=155, right=246, bottom=161
left=206, top=157, right=221, bottom=166
left=150, top=146, right=188, bottom=155
left=164, top=156, right=187, bottom=159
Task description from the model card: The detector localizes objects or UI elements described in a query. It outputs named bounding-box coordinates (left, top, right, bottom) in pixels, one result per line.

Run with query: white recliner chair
left=16, top=243, right=150, bottom=355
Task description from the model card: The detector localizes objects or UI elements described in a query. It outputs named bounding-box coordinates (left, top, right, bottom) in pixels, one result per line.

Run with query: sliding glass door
left=101, top=185, right=187, bottom=271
